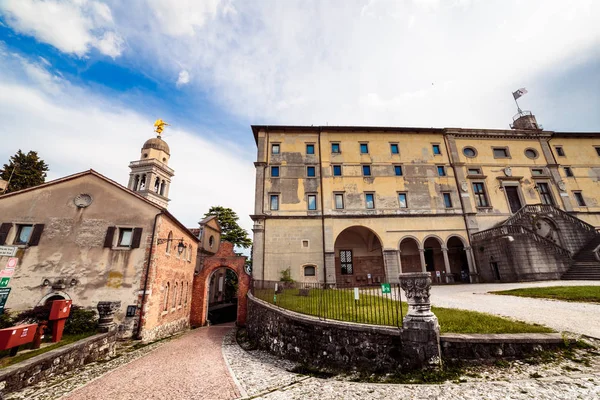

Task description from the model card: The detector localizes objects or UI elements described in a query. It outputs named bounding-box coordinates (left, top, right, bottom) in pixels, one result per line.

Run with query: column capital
left=254, top=161, right=267, bottom=167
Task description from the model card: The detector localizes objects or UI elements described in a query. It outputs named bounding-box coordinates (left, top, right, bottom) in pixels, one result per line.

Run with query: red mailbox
left=0, top=324, right=38, bottom=355
left=49, top=299, right=72, bottom=342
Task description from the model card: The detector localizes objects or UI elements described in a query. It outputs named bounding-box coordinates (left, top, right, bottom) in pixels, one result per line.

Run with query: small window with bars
left=340, top=250, right=353, bottom=275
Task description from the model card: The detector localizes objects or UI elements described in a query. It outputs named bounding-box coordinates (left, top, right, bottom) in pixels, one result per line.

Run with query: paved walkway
left=63, top=324, right=239, bottom=400
left=430, top=280, right=600, bottom=338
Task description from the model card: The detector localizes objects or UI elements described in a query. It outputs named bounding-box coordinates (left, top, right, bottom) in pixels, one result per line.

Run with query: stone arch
left=423, top=236, right=443, bottom=275
left=191, top=242, right=249, bottom=327
left=37, top=291, right=70, bottom=306
left=446, top=236, right=470, bottom=282
left=397, top=235, right=422, bottom=251
left=446, top=234, right=467, bottom=247
left=399, top=237, right=422, bottom=273
left=422, top=234, right=444, bottom=247
left=334, top=225, right=385, bottom=286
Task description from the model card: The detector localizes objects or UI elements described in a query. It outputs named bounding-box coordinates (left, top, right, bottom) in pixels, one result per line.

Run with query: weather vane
left=153, top=119, right=170, bottom=137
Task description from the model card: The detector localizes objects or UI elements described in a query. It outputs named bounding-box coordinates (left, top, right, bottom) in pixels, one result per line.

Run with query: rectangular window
left=307, top=166, right=316, bottom=177
left=331, top=143, right=340, bottom=153
left=493, top=147, right=509, bottom=158
left=334, top=193, right=344, bottom=209
left=340, top=250, right=353, bottom=275
left=304, top=265, right=316, bottom=276
left=467, top=168, right=481, bottom=175
left=432, top=144, right=441, bottom=155
left=573, top=191, right=586, bottom=206
left=270, top=194, right=279, bottom=210
left=537, top=183, right=554, bottom=205
left=362, top=165, right=371, bottom=176
left=307, top=194, right=317, bottom=210
left=443, top=193, right=453, bottom=208
left=118, top=228, right=133, bottom=247
left=564, top=167, right=574, bottom=177
left=271, top=166, right=279, bottom=177
left=271, top=144, right=280, bottom=154
left=360, top=143, right=369, bottom=154
left=365, top=193, right=375, bottom=209
left=531, top=168, right=544, bottom=176
left=437, top=166, right=446, bottom=176
left=306, top=144, right=315, bottom=155
left=595, top=147, right=600, bottom=157
left=13, top=224, right=33, bottom=245
left=332, top=165, right=342, bottom=176
left=390, top=143, right=399, bottom=154
left=555, top=146, right=565, bottom=156
left=472, top=182, right=489, bottom=207
left=394, top=165, right=403, bottom=176
left=398, top=193, right=407, bottom=208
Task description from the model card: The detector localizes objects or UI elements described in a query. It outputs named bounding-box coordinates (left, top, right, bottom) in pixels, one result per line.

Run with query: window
left=493, top=147, right=510, bottom=158
left=209, top=235, right=215, bottom=248
left=555, top=146, right=565, bottom=157
left=443, top=193, right=453, bottom=208
left=595, top=147, right=600, bottom=157
left=573, top=191, right=586, bottom=206
left=432, top=144, right=441, bottom=155
left=307, top=194, right=317, bottom=210
left=390, top=143, right=399, bottom=154
left=437, top=166, right=446, bottom=176
left=302, top=240, right=309, bottom=248
left=463, top=147, right=477, bottom=158
left=166, top=231, right=173, bottom=254
left=13, top=224, right=33, bottom=245
left=272, top=144, right=280, bottom=154
left=306, top=144, right=315, bottom=155
left=307, top=166, right=316, bottom=177
left=270, top=194, right=279, bottom=210
left=360, top=143, right=369, bottom=154
left=394, top=165, right=403, bottom=176
left=531, top=169, right=544, bottom=176
left=334, top=193, right=344, bottom=209
left=398, top=193, right=407, bottom=208
left=472, top=182, right=489, bottom=207
left=537, top=183, right=554, bottom=205
left=172, top=282, right=178, bottom=308
left=304, top=265, right=316, bottom=276
left=524, top=148, right=538, bottom=159
left=332, top=143, right=340, bottom=153
left=340, top=250, right=353, bottom=275
left=365, top=193, right=375, bottom=209
left=564, top=167, right=574, bottom=177
left=362, top=165, right=371, bottom=176
left=180, top=283, right=184, bottom=305
left=185, top=282, right=189, bottom=304
left=467, top=168, right=481, bottom=175
left=118, top=228, right=133, bottom=247
left=163, top=282, right=170, bottom=311
left=332, top=165, right=342, bottom=176
left=271, top=166, right=279, bottom=177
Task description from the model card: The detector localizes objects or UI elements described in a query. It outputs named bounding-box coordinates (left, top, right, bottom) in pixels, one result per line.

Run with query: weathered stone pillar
left=399, top=272, right=441, bottom=368
left=441, top=247, right=453, bottom=283
left=97, top=301, right=121, bottom=333
left=251, top=218, right=265, bottom=280
left=418, top=248, right=427, bottom=273
left=383, top=249, right=400, bottom=283
left=465, top=246, right=479, bottom=283
left=324, top=251, right=336, bottom=285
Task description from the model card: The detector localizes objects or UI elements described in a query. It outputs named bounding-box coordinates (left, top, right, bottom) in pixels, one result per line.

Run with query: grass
left=490, top=286, right=600, bottom=304
left=255, top=288, right=553, bottom=334
left=0, top=332, right=96, bottom=368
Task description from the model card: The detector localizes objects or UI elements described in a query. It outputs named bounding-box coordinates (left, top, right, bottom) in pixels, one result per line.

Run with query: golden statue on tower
left=153, top=119, right=170, bottom=136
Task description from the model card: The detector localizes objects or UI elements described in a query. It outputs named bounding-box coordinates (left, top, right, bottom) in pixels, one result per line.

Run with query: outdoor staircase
left=562, top=235, right=600, bottom=281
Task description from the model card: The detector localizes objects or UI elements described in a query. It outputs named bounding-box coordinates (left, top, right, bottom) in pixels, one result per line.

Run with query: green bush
left=0, top=310, right=14, bottom=329
left=64, top=308, right=98, bottom=335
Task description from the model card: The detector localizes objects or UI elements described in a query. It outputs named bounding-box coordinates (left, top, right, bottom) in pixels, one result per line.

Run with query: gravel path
left=63, top=324, right=239, bottom=400
left=429, top=280, right=600, bottom=338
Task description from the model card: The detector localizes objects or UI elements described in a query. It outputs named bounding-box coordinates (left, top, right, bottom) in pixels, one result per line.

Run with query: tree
left=0, top=150, right=49, bottom=193
left=203, top=206, right=252, bottom=249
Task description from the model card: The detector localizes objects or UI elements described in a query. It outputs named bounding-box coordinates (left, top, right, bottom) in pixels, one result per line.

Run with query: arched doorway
left=423, top=237, right=444, bottom=283
left=447, top=236, right=470, bottom=283
left=206, top=267, right=239, bottom=325
left=399, top=237, right=422, bottom=273
left=334, top=226, right=384, bottom=286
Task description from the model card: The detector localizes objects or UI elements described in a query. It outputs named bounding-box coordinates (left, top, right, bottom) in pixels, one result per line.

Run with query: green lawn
left=255, top=287, right=553, bottom=334
left=490, top=286, right=600, bottom=304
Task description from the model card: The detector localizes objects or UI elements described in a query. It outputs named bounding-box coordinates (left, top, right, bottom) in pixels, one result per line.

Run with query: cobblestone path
left=63, top=324, right=239, bottom=400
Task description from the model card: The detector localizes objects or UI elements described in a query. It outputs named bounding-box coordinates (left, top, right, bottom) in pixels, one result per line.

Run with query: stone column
left=399, top=272, right=441, bottom=367
left=254, top=162, right=266, bottom=215
left=418, top=249, right=427, bottom=273
left=251, top=218, right=265, bottom=281
left=97, top=301, right=121, bottom=333
left=324, top=251, right=336, bottom=285
left=441, top=247, right=453, bottom=283
left=383, top=249, right=400, bottom=283
left=465, top=246, right=479, bottom=283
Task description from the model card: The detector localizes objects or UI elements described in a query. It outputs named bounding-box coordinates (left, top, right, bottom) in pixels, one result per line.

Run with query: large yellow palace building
left=251, top=113, right=600, bottom=284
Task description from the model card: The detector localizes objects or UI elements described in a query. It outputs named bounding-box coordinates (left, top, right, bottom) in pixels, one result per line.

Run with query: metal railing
left=251, top=280, right=404, bottom=328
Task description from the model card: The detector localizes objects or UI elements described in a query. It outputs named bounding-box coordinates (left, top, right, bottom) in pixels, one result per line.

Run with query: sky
left=1, top=0, right=599, bottom=236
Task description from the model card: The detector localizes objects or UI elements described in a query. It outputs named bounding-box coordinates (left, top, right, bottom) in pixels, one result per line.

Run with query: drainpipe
left=318, top=127, right=327, bottom=284
left=262, top=127, right=269, bottom=281
left=136, top=211, right=162, bottom=340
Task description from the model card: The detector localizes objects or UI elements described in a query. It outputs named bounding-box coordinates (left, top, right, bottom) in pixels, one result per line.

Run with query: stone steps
left=562, top=262, right=600, bottom=280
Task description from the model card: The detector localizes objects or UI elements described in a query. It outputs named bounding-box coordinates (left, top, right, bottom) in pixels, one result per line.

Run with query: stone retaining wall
left=0, top=332, right=117, bottom=394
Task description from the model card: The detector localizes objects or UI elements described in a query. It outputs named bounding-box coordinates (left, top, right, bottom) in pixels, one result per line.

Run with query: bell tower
left=127, top=120, right=175, bottom=208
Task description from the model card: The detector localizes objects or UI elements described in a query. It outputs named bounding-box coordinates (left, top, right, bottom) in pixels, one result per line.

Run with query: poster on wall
left=0, top=287, right=11, bottom=315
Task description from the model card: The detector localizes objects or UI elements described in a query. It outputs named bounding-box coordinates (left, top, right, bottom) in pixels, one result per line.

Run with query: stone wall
left=0, top=332, right=116, bottom=394
left=140, top=317, right=189, bottom=342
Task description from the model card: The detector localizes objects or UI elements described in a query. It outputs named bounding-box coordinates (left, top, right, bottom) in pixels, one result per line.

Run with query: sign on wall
left=381, top=283, right=391, bottom=294
left=0, top=269, right=14, bottom=278
left=0, top=278, right=10, bottom=288
left=0, top=247, right=17, bottom=258
left=0, top=288, right=11, bottom=315
left=5, top=258, right=17, bottom=269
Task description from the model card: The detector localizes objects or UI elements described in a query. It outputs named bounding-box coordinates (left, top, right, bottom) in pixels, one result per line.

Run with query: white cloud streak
left=176, top=70, right=190, bottom=87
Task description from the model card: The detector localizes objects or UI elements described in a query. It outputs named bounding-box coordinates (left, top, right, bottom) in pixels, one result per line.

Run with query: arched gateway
left=190, top=242, right=250, bottom=327
left=334, top=226, right=385, bottom=286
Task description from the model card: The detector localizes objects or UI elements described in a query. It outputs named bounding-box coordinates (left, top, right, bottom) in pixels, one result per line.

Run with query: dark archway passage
left=399, top=237, right=421, bottom=273
left=447, top=236, right=470, bottom=283
left=334, top=226, right=384, bottom=286
left=206, top=268, right=239, bottom=325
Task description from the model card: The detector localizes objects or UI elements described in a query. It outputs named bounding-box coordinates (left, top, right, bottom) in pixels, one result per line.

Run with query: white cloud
left=0, top=0, right=124, bottom=57
left=146, top=0, right=221, bottom=37
left=176, top=70, right=190, bottom=87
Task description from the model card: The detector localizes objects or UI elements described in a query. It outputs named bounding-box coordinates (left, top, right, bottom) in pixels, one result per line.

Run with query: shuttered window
left=0, top=223, right=12, bottom=246
left=104, top=226, right=116, bottom=248
left=28, top=224, right=45, bottom=246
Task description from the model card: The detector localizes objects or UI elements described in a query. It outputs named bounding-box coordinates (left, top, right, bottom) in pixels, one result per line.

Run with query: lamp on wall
left=157, top=237, right=186, bottom=254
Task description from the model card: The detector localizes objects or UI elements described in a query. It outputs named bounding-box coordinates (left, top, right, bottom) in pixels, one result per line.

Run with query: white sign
left=0, top=269, right=14, bottom=277
left=5, top=258, right=18, bottom=269
left=0, top=247, right=17, bottom=257
left=353, top=287, right=359, bottom=301
left=436, top=271, right=441, bottom=278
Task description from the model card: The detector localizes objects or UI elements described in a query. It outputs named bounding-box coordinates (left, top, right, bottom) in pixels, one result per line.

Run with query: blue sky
left=1, top=0, right=599, bottom=233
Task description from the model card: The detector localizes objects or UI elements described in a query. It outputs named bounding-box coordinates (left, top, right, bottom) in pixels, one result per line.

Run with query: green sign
left=0, top=278, right=9, bottom=288
left=381, top=283, right=391, bottom=294
left=0, top=288, right=11, bottom=315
